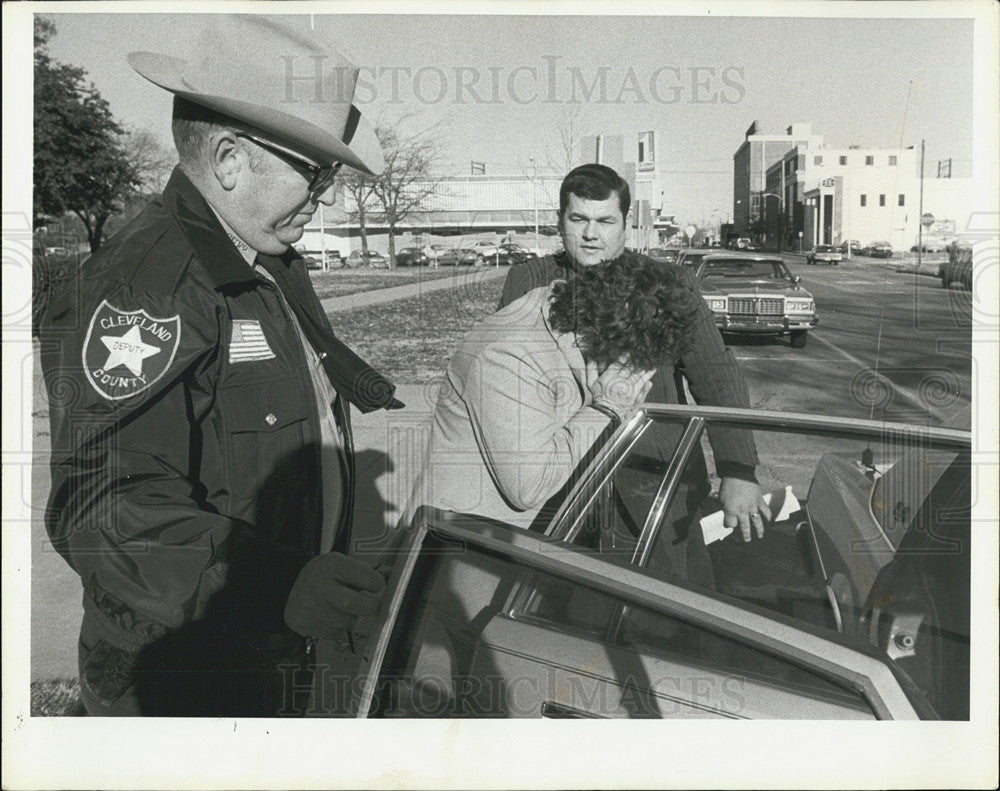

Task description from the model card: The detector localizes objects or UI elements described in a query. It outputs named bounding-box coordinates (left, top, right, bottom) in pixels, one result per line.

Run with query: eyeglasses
left=236, top=133, right=342, bottom=199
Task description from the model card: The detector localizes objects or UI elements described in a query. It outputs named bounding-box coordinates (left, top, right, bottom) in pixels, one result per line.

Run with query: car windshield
left=815, top=246, right=836, bottom=253
left=680, top=252, right=708, bottom=266
left=701, top=259, right=787, bottom=279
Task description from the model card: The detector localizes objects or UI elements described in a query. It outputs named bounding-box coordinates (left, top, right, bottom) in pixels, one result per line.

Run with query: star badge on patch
left=82, top=300, right=182, bottom=400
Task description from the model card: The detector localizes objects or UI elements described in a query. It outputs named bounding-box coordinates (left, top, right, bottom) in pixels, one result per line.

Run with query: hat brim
left=129, top=51, right=385, bottom=176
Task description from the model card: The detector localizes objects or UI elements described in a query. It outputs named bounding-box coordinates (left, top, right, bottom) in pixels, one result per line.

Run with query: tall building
left=732, top=121, right=825, bottom=237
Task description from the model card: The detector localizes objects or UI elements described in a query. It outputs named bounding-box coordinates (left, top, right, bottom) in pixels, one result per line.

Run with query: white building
left=763, top=141, right=971, bottom=251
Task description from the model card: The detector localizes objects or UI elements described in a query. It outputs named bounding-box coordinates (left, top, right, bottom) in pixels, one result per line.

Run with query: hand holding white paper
left=700, top=485, right=801, bottom=544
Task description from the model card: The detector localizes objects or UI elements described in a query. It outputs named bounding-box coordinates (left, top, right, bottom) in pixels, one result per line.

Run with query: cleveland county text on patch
left=82, top=300, right=182, bottom=400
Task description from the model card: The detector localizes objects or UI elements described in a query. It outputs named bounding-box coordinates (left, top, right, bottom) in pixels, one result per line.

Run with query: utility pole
left=319, top=203, right=328, bottom=272
left=528, top=156, right=540, bottom=255
left=918, top=139, right=925, bottom=271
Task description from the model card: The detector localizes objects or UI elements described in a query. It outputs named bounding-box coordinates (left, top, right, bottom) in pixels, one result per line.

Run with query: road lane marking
left=809, top=331, right=960, bottom=424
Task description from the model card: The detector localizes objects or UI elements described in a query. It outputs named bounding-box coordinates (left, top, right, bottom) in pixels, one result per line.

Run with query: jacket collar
left=161, top=167, right=259, bottom=290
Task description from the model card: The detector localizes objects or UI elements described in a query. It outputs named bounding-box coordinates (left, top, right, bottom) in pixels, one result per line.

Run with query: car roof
left=699, top=252, right=785, bottom=264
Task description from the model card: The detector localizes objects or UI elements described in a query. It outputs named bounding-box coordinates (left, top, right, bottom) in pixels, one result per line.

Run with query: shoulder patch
left=82, top=300, right=182, bottom=401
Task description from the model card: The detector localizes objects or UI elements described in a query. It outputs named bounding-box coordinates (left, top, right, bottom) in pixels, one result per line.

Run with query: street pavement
left=731, top=252, right=972, bottom=430
left=28, top=252, right=974, bottom=680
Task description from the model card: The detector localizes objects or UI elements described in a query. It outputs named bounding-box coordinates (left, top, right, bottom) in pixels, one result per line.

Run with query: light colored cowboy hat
left=128, top=15, right=385, bottom=175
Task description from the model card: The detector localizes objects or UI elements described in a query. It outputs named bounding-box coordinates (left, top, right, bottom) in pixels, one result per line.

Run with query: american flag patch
left=229, top=320, right=275, bottom=363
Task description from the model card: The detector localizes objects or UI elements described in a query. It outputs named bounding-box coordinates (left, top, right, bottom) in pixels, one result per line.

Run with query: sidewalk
left=318, top=265, right=507, bottom=312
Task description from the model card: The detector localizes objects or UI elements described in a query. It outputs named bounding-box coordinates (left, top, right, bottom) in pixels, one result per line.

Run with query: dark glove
left=284, top=552, right=386, bottom=639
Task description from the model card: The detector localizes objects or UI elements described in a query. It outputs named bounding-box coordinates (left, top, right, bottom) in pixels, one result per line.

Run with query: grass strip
left=328, top=276, right=505, bottom=383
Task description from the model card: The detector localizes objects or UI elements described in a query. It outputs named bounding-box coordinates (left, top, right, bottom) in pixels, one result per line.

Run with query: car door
left=356, top=407, right=966, bottom=719
left=356, top=510, right=923, bottom=719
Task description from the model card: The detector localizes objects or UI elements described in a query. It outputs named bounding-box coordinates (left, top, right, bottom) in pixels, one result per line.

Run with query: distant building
left=302, top=130, right=664, bottom=258
left=299, top=174, right=564, bottom=258
left=762, top=141, right=971, bottom=251
left=732, top=121, right=825, bottom=237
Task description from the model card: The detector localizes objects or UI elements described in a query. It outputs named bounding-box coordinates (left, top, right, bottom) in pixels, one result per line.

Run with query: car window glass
left=702, top=261, right=783, bottom=279
left=373, top=534, right=875, bottom=718
left=511, top=412, right=968, bottom=719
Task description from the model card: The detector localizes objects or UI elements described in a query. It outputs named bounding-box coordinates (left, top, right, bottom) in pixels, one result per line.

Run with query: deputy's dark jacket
left=38, top=170, right=383, bottom=711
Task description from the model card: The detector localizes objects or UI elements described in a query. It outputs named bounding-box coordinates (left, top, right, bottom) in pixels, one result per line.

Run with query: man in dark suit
left=500, top=163, right=769, bottom=587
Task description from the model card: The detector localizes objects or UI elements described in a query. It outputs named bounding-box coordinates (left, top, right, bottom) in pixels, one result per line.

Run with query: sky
left=36, top=8, right=976, bottom=225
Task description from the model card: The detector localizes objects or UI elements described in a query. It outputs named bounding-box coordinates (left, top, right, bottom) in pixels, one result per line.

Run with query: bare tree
left=369, top=117, right=446, bottom=267
left=122, top=126, right=175, bottom=194
left=102, top=127, right=177, bottom=240
left=545, top=104, right=589, bottom=172
left=340, top=169, right=379, bottom=254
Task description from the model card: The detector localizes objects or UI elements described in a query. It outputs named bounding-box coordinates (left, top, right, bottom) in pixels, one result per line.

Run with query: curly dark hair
left=547, top=250, right=701, bottom=370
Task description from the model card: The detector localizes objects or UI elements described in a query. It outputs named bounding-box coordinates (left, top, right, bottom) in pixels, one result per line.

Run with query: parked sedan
left=647, top=247, right=685, bottom=264
left=395, top=247, right=430, bottom=267
left=470, top=240, right=500, bottom=260
left=838, top=239, right=862, bottom=255
left=495, top=243, right=537, bottom=265
left=353, top=405, right=970, bottom=720
left=690, top=253, right=818, bottom=348
left=806, top=244, right=843, bottom=266
left=345, top=249, right=389, bottom=268
left=436, top=247, right=481, bottom=266
left=866, top=241, right=894, bottom=259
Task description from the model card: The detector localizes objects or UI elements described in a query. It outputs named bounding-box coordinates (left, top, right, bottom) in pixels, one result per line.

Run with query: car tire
left=790, top=331, right=808, bottom=349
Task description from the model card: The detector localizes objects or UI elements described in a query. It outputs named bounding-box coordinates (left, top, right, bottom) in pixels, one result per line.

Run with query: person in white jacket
left=390, top=251, right=703, bottom=712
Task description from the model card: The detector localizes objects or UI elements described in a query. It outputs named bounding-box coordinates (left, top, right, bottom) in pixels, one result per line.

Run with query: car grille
left=729, top=297, right=784, bottom=316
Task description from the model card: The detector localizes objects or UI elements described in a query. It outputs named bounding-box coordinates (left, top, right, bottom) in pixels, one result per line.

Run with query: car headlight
left=787, top=299, right=814, bottom=311
left=705, top=298, right=727, bottom=311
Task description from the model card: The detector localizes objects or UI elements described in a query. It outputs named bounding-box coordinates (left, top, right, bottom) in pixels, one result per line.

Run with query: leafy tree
left=102, top=127, right=176, bottom=239
left=34, top=16, right=141, bottom=252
